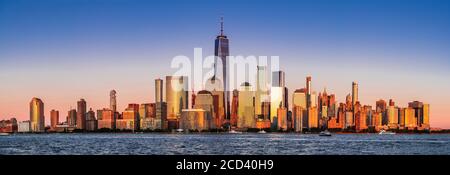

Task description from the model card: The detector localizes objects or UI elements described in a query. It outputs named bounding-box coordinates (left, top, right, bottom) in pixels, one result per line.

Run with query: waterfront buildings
left=155, top=78, right=163, bottom=103
left=237, top=82, right=256, bottom=129
left=50, top=109, right=59, bottom=130
left=194, top=90, right=215, bottom=129
left=30, top=97, right=45, bottom=132
left=270, top=71, right=287, bottom=127
left=77, top=99, right=87, bottom=130
left=67, top=109, right=77, bottom=127
left=18, top=120, right=31, bottom=133
left=180, top=109, right=208, bottom=131
left=166, top=76, right=188, bottom=120
left=214, top=17, right=230, bottom=121
left=86, top=108, right=97, bottom=131
left=110, top=90, right=117, bottom=112
left=117, top=104, right=140, bottom=131
left=0, top=118, right=17, bottom=133
left=97, top=108, right=115, bottom=129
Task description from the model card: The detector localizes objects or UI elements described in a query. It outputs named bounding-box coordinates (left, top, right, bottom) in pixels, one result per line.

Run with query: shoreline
left=4, top=131, right=450, bottom=135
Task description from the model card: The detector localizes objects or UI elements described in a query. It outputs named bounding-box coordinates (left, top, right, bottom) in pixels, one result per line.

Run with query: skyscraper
left=352, top=81, right=358, bottom=107
left=86, top=108, right=97, bottom=131
left=237, top=82, right=255, bottom=129
left=194, top=90, right=215, bottom=129
left=155, top=78, right=163, bottom=103
left=67, top=109, right=77, bottom=127
left=110, top=90, right=117, bottom=112
left=166, top=76, right=189, bottom=120
left=231, top=89, right=239, bottom=127
left=50, top=109, right=59, bottom=129
left=77, top=99, right=87, bottom=130
left=255, top=66, right=269, bottom=116
left=30, top=97, right=45, bottom=132
left=306, top=76, right=312, bottom=108
left=271, top=71, right=286, bottom=124
left=214, top=17, right=230, bottom=121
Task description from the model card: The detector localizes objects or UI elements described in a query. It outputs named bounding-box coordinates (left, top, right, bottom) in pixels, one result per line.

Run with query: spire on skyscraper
left=220, top=16, right=224, bottom=36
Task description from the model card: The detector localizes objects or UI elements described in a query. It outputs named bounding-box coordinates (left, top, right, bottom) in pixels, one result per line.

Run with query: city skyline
left=1, top=0, right=449, bottom=128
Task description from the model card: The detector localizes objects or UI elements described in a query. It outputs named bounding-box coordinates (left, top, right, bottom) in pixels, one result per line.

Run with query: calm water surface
left=0, top=133, right=449, bottom=155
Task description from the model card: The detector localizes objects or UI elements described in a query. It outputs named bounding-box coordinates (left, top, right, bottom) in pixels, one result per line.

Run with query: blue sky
left=1, top=0, right=450, bottom=127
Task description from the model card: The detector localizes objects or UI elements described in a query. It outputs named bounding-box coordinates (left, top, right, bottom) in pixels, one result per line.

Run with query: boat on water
left=176, top=129, right=184, bottom=133
left=319, top=130, right=332, bottom=136
left=0, top=133, right=10, bottom=136
left=379, top=130, right=396, bottom=135
left=228, top=130, right=242, bottom=134
left=258, top=130, right=266, bottom=134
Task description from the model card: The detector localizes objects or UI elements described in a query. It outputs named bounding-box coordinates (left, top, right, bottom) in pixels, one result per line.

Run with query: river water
left=0, top=133, right=449, bottom=155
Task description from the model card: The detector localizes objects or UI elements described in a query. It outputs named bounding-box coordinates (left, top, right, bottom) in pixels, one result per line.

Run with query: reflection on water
left=0, top=133, right=449, bottom=155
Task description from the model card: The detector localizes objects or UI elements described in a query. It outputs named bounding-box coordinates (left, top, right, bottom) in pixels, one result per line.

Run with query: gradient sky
left=1, top=0, right=449, bottom=128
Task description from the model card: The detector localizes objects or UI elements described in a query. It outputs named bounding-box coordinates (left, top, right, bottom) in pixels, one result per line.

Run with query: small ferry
left=228, top=130, right=242, bottom=134
left=258, top=130, right=267, bottom=134
left=319, top=130, right=332, bottom=136
left=379, top=130, right=396, bottom=135
left=0, top=133, right=10, bottom=136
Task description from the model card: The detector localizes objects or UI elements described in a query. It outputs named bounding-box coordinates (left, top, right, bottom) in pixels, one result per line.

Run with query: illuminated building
left=155, top=78, right=163, bottom=103
left=256, top=101, right=271, bottom=129
left=86, top=108, right=97, bottom=131
left=117, top=104, right=140, bottom=130
left=387, top=105, right=399, bottom=129
left=293, top=106, right=303, bottom=132
left=166, top=76, right=189, bottom=120
left=18, top=120, right=31, bottom=133
left=180, top=109, right=207, bottom=131
left=363, top=105, right=373, bottom=127
left=261, top=101, right=271, bottom=121
left=30, top=97, right=45, bottom=132
left=50, top=109, right=59, bottom=129
left=205, top=76, right=225, bottom=128
left=352, top=82, right=358, bottom=107
left=255, top=66, right=269, bottom=116
left=376, top=99, right=387, bottom=125
left=277, top=107, right=288, bottom=131
left=310, top=92, right=317, bottom=108
left=97, top=108, right=115, bottom=129
left=306, top=76, right=312, bottom=108
left=423, top=104, right=430, bottom=129
left=67, top=109, right=77, bottom=127
left=237, top=82, right=255, bottom=129
left=345, top=111, right=354, bottom=128
left=307, top=107, right=318, bottom=129
left=373, top=112, right=383, bottom=131
left=337, top=103, right=346, bottom=129
left=404, top=107, right=416, bottom=129
left=140, top=103, right=160, bottom=130
left=76, top=99, right=87, bottom=130
left=139, top=103, right=156, bottom=119
left=355, top=107, right=368, bottom=132
left=329, top=103, right=345, bottom=130
left=408, top=101, right=430, bottom=129
left=293, top=89, right=307, bottom=109
left=231, top=89, right=239, bottom=127
left=398, top=108, right=405, bottom=128
left=110, top=90, right=117, bottom=112
left=156, top=102, right=167, bottom=130
left=271, top=71, right=286, bottom=125
left=194, top=90, right=215, bottom=129
left=345, top=94, right=352, bottom=111
left=0, top=118, right=18, bottom=133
